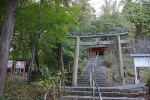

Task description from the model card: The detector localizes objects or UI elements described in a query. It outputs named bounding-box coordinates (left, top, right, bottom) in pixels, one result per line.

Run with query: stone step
left=80, top=72, right=107, bottom=76
left=77, top=79, right=107, bottom=82
left=85, top=66, right=106, bottom=71
left=77, top=55, right=108, bottom=89
left=77, top=84, right=108, bottom=87
left=77, top=81, right=107, bottom=84
left=61, top=96, right=141, bottom=100
left=82, top=71, right=107, bottom=73
left=62, top=86, right=146, bottom=99
left=78, top=79, right=107, bottom=82
left=84, top=66, right=106, bottom=68
left=64, top=87, right=145, bottom=94
left=62, top=55, right=146, bottom=100
left=78, top=80, right=108, bottom=86
left=78, top=77, right=107, bottom=80
left=64, top=91, right=140, bottom=97
left=82, top=70, right=107, bottom=72
left=77, top=82, right=107, bottom=84
left=77, top=83, right=108, bottom=86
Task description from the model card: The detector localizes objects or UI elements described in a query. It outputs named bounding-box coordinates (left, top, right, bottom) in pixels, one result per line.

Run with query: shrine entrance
left=89, top=46, right=109, bottom=56
left=68, top=28, right=130, bottom=86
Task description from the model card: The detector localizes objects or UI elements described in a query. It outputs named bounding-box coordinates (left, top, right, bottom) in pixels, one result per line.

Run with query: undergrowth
left=1, top=74, right=49, bottom=100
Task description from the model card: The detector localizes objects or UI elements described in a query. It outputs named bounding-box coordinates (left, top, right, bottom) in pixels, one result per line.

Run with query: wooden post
left=132, top=36, right=136, bottom=53
left=116, top=35, right=124, bottom=85
left=93, top=80, right=95, bottom=100
left=110, top=70, right=112, bottom=86
left=92, top=67, right=95, bottom=100
left=90, top=71, right=92, bottom=87
left=134, top=59, right=138, bottom=84
left=72, top=37, right=80, bottom=86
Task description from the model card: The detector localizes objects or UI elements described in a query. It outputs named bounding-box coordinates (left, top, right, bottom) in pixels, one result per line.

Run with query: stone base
left=135, top=79, right=139, bottom=84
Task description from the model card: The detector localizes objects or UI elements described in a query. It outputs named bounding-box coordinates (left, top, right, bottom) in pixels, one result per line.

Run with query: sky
left=89, top=0, right=122, bottom=15
left=89, top=0, right=104, bottom=14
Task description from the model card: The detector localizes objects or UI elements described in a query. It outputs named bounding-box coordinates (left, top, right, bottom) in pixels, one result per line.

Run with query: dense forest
left=0, top=0, right=150, bottom=99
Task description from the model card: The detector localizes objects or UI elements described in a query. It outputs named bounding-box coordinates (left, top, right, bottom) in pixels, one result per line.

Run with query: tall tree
left=122, top=0, right=150, bottom=38
left=0, top=0, right=18, bottom=98
left=0, top=1, right=8, bottom=34
left=93, top=0, right=130, bottom=33
left=72, top=0, right=96, bottom=33
left=10, top=0, right=80, bottom=69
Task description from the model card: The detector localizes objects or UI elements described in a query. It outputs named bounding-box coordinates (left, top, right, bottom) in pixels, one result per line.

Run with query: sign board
left=15, top=61, right=25, bottom=69
left=134, top=57, right=150, bottom=67
left=7, top=60, right=13, bottom=68
left=130, top=54, right=150, bottom=84
left=12, top=60, right=26, bottom=78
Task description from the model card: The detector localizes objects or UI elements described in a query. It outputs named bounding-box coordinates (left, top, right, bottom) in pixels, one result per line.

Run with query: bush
left=2, top=66, right=68, bottom=100
left=104, top=52, right=117, bottom=68
left=78, top=59, right=88, bottom=75
left=146, top=78, right=150, bottom=93
left=1, top=74, right=44, bottom=100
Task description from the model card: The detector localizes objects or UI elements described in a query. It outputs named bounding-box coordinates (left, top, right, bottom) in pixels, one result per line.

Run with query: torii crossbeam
left=67, top=28, right=129, bottom=38
left=68, top=40, right=130, bottom=46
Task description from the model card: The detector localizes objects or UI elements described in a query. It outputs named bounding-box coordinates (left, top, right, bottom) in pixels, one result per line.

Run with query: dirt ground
left=111, top=66, right=150, bottom=85
left=110, top=60, right=150, bottom=100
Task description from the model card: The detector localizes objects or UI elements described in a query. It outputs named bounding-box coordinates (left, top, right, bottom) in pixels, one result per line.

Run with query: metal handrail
left=90, top=69, right=102, bottom=100
left=90, top=52, right=103, bottom=100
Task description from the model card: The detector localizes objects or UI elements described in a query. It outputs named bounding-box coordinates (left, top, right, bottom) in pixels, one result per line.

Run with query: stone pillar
left=72, top=37, right=80, bottom=86
left=116, top=35, right=124, bottom=85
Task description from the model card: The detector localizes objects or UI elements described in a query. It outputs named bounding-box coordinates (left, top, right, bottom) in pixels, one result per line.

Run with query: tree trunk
left=0, top=0, right=18, bottom=98
left=57, top=43, right=64, bottom=71
left=137, top=67, right=140, bottom=78
left=35, top=50, right=39, bottom=72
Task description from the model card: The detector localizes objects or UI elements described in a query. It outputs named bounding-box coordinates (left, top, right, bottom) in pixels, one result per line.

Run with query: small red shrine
left=88, top=46, right=109, bottom=56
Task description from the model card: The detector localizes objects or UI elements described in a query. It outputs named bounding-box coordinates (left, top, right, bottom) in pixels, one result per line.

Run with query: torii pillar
left=116, top=35, right=124, bottom=85
left=72, top=37, right=80, bottom=86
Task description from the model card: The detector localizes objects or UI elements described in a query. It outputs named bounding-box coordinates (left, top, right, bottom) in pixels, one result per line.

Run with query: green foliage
left=92, top=0, right=130, bottom=33
left=78, top=58, right=88, bottom=75
left=123, top=56, right=133, bottom=67
left=104, top=52, right=117, bottom=67
left=79, top=46, right=89, bottom=59
left=36, top=65, right=69, bottom=99
left=1, top=1, right=81, bottom=97
left=72, top=0, right=96, bottom=33
left=122, top=0, right=150, bottom=38
left=0, top=0, right=8, bottom=35
left=63, top=48, right=74, bottom=58
left=2, top=69, right=68, bottom=100
left=1, top=74, right=44, bottom=100
left=37, top=65, right=67, bottom=91
left=147, top=78, right=150, bottom=86
left=9, top=0, right=80, bottom=67
left=146, top=75, right=150, bottom=93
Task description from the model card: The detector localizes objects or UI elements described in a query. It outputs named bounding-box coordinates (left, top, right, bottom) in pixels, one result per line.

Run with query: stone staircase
left=62, top=55, right=147, bottom=100
left=77, top=55, right=108, bottom=87
left=62, top=85, right=146, bottom=100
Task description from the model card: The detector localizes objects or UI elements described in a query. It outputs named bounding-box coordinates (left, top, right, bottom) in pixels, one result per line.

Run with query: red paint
left=12, top=60, right=26, bottom=78
left=89, top=47, right=109, bottom=55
